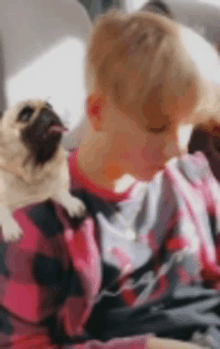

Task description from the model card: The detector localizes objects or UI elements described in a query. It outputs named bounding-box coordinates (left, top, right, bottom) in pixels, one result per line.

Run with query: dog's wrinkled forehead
left=2, top=100, right=53, bottom=126
left=17, top=99, right=52, bottom=112
left=16, top=100, right=53, bottom=123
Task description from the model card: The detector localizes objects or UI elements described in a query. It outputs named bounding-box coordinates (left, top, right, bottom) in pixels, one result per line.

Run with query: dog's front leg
left=52, top=190, right=86, bottom=218
left=0, top=204, right=23, bottom=242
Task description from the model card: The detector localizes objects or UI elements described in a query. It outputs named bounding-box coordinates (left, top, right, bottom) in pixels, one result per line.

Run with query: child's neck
left=77, top=143, right=137, bottom=193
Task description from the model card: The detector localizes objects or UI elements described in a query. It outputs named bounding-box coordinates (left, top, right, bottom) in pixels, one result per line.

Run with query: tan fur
left=0, top=99, right=85, bottom=242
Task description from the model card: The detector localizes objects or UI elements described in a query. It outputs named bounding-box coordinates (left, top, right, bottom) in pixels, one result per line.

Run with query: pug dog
left=0, top=99, right=86, bottom=242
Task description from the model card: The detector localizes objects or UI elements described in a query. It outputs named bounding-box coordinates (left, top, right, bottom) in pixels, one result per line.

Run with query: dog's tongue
left=48, top=125, right=69, bottom=134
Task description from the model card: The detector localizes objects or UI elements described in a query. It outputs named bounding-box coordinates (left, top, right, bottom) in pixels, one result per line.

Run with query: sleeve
left=0, top=302, right=150, bottom=349
left=177, top=151, right=220, bottom=289
left=0, top=303, right=150, bottom=349
left=200, top=153, right=220, bottom=289
left=0, top=194, right=152, bottom=349
left=0, top=204, right=62, bottom=348
left=62, top=336, right=151, bottom=349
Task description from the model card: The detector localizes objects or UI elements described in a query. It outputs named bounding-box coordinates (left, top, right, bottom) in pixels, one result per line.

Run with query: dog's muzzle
left=38, top=108, right=68, bottom=137
left=21, top=105, right=68, bottom=165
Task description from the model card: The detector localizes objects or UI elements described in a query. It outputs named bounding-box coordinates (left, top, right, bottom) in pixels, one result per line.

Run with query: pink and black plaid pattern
left=0, top=151, right=220, bottom=348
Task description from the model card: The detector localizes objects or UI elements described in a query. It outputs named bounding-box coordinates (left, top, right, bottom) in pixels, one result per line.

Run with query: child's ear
left=163, top=79, right=199, bottom=126
left=142, top=79, right=198, bottom=135
left=142, top=85, right=172, bottom=134
left=86, top=94, right=105, bottom=131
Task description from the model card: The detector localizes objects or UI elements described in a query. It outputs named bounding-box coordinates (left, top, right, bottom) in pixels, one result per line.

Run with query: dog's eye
left=18, top=107, right=34, bottom=122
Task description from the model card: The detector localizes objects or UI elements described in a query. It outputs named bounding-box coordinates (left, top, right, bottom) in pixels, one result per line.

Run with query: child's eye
left=18, top=107, right=34, bottom=122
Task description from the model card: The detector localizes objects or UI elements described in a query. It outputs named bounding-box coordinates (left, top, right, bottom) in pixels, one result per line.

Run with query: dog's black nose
left=39, top=108, right=63, bottom=126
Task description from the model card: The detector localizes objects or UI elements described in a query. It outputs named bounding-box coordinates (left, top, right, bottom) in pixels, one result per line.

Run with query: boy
left=0, top=10, right=219, bottom=349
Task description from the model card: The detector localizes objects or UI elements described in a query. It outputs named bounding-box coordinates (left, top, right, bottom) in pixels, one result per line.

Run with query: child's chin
left=135, top=166, right=165, bottom=181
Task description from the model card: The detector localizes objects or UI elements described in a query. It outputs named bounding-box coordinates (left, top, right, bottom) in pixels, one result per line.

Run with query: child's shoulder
left=165, top=151, right=211, bottom=186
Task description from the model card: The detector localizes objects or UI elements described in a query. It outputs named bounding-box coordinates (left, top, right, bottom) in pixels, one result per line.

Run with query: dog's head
left=0, top=100, right=68, bottom=166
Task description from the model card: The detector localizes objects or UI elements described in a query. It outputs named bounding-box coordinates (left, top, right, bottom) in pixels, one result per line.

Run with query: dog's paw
left=64, top=197, right=86, bottom=218
left=2, top=219, right=23, bottom=243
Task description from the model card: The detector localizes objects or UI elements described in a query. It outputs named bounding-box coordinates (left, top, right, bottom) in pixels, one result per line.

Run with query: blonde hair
left=86, top=10, right=217, bottom=134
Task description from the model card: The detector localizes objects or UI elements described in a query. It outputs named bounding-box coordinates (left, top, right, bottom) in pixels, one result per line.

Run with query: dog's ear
left=45, top=102, right=53, bottom=110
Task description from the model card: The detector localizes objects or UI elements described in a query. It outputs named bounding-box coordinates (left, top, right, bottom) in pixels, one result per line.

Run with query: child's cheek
left=164, top=141, right=181, bottom=158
